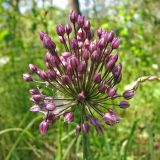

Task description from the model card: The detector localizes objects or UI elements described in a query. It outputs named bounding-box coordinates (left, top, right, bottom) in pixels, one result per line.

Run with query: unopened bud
left=107, top=87, right=117, bottom=97
left=119, top=101, right=130, bottom=108
left=46, top=102, right=56, bottom=111
left=65, top=24, right=72, bottom=34
left=82, top=123, right=90, bottom=133
left=61, top=75, right=72, bottom=85
left=97, top=28, right=102, bottom=38
left=123, top=90, right=134, bottom=100
left=29, top=89, right=40, bottom=95
left=56, top=24, right=65, bottom=36
left=39, top=31, right=46, bottom=41
left=29, top=64, right=37, bottom=73
left=64, top=112, right=74, bottom=122
left=111, top=38, right=120, bottom=49
left=23, top=73, right=33, bottom=82
left=78, top=61, right=86, bottom=74
left=39, top=121, right=49, bottom=134
left=76, top=124, right=81, bottom=134
left=93, top=73, right=101, bottom=84
left=70, top=10, right=78, bottom=23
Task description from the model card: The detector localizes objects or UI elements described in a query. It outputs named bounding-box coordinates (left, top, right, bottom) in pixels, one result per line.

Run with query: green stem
left=82, top=133, right=92, bottom=160
left=81, top=104, right=93, bottom=160
left=57, top=119, right=62, bottom=160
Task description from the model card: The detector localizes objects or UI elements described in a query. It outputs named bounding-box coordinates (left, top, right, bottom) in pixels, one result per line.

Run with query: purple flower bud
left=65, top=24, right=72, bottom=34
left=87, top=29, right=94, bottom=40
left=91, top=50, right=99, bottom=61
left=46, top=102, right=56, bottom=111
left=112, top=53, right=119, bottom=62
left=104, top=48, right=109, bottom=56
left=82, top=123, right=90, bottom=134
left=45, top=53, right=60, bottom=68
left=38, top=70, right=48, bottom=81
left=98, top=38, right=106, bottom=49
left=61, top=75, right=72, bottom=85
left=123, top=90, right=134, bottom=100
left=91, top=117, right=99, bottom=126
left=119, top=101, right=130, bottom=108
left=108, top=109, right=120, bottom=122
left=70, top=38, right=78, bottom=50
left=66, top=64, right=73, bottom=75
left=31, top=94, right=43, bottom=102
left=78, top=41, right=83, bottom=48
left=114, top=73, right=122, bottom=84
left=83, top=49, right=90, bottom=61
left=39, top=31, right=46, bottom=41
left=47, top=70, right=56, bottom=80
left=89, top=42, right=97, bottom=52
left=103, top=113, right=116, bottom=125
left=78, top=61, right=86, bottom=74
left=107, top=30, right=115, bottom=42
left=29, top=64, right=37, bottom=73
left=97, top=28, right=102, bottom=38
left=112, top=63, right=122, bottom=78
left=76, top=124, right=81, bottom=134
left=111, top=38, right=120, bottom=49
left=64, top=112, right=74, bottom=122
left=77, top=15, right=85, bottom=27
left=77, top=91, right=86, bottom=102
left=56, top=24, right=65, bottom=36
left=23, top=73, right=33, bottom=82
left=62, top=52, right=71, bottom=60
left=93, top=73, right=101, bottom=84
left=45, top=52, right=51, bottom=62
left=69, top=56, right=79, bottom=69
left=98, top=84, right=107, bottom=93
left=77, top=28, right=86, bottom=41
left=30, top=105, right=41, bottom=112
left=106, top=57, right=116, bottom=71
left=70, top=10, right=78, bottom=23
left=59, top=36, right=66, bottom=44
left=43, top=35, right=56, bottom=50
left=107, top=87, right=117, bottom=97
left=83, top=20, right=90, bottom=31
left=84, top=39, right=90, bottom=48
left=39, top=121, right=49, bottom=134
left=29, top=89, right=40, bottom=95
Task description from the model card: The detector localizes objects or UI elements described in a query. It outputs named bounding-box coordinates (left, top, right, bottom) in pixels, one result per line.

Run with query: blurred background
left=0, top=0, right=160, bottom=159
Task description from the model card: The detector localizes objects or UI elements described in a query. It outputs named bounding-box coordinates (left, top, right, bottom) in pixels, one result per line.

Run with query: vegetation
left=0, top=0, right=160, bottom=159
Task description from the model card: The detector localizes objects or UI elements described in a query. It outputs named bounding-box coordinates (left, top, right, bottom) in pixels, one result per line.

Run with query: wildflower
left=23, top=11, right=134, bottom=135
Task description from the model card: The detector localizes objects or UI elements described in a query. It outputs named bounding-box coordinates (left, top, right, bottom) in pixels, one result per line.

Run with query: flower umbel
left=23, top=11, right=135, bottom=135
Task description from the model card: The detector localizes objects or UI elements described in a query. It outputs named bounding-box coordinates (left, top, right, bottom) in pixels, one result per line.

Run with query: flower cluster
left=23, top=11, right=135, bottom=135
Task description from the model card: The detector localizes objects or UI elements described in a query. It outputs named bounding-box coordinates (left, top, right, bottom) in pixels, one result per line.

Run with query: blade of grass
left=6, top=115, right=42, bottom=160
left=63, top=137, right=77, bottom=160
left=104, top=132, right=113, bottom=160
left=61, top=129, right=75, bottom=142
left=145, top=121, right=154, bottom=159
left=57, top=119, right=62, bottom=160
left=82, top=133, right=93, bottom=160
left=0, top=128, right=34, bottom=139
left=123, top=119, right=139, bottom=160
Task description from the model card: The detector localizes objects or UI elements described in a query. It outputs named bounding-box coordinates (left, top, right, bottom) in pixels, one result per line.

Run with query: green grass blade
left=6, top=115, right=42, bottom=160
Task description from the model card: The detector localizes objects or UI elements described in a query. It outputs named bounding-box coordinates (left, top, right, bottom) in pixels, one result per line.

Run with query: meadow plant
left=23, top=11, right=160, bottom=159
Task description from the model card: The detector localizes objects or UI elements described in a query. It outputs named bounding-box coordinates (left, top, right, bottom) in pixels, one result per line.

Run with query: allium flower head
left=23, top=11, right=134, bottom=135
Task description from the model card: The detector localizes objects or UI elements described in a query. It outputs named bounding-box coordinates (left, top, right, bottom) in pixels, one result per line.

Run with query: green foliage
left=0, top=0, right=160, bottom=159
